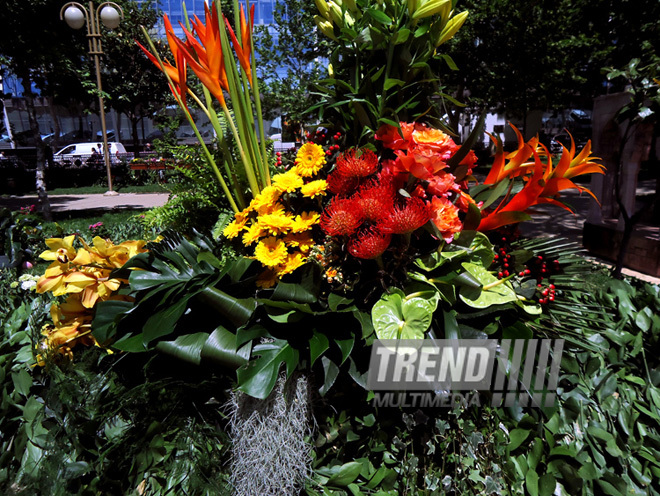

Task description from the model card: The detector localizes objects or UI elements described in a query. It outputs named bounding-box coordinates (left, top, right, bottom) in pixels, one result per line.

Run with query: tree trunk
left=130, top=113, right=140, bottom=158
left=19, top=70, right=52, bottom=221
left=46, top=96, right=60, bottom=143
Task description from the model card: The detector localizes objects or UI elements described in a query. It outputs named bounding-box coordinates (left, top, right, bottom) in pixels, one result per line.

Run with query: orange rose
left=430, top=196, right=463, bottom=243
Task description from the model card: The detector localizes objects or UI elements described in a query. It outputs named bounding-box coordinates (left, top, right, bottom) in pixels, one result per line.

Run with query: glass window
left=259, top=0, right=273, bottom=24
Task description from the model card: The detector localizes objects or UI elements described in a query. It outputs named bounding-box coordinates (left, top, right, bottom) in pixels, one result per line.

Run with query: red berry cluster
left=490, top=232, right=562, bottom=306
left=526, top=255, right=561, bottom=283
left=492, top=236, right=517, bottom=279
left=305, top=128, right=342, bottom=146
left=537, top=283, right=556, bottom=305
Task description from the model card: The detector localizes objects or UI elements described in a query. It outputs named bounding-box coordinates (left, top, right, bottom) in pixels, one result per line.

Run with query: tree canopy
left=444, top=0, right=660, bottom=133
left=101, top=0, right=172, bottom=151
left=254, top=0, right=332, bottom=135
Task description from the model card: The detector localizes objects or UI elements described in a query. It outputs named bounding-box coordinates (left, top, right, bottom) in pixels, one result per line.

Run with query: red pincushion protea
left=327, top=170, right=360, bottom=195
left=379, top=197, right=431, bottom=234
left=354, top=181, right=395, bottom=222
left=347, top=228, right=392, bottom=259
left=335, top=148, right=379, bottom=178
left=320, top=197, right=364, bottom=236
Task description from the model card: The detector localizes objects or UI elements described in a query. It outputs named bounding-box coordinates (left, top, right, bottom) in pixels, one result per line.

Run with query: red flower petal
left=347, top=229, right=391, bottom=259
left=335, top=148, right=379, bottom=178
left=379, top=197, right=430, bottom=234
left=320, top=197, right=364, bottom=236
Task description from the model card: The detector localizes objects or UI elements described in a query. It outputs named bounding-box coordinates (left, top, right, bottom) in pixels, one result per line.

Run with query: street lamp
left=60, top=1, right=124, bottom=196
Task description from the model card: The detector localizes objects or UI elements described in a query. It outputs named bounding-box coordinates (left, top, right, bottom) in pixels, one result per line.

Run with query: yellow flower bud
left=327, top=1, right=344, bottom=28
left=315, top=0, right=332, bottom=21
left=411, top=0, right=451, bottom=20
left=314, top=15, right=337, bottom=40
left=435, top=10, right=468, bottom=46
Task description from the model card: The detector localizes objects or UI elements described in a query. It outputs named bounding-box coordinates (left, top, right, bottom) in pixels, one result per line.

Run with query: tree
left=253, top=0, right=332, bottom=137
left=603, top=56, right=659, bottom=278
left=0, top=0, right=88, bottom=219
left=444, top=0, right=660, bottom=138
left=101, top=0, right=172, bottom=155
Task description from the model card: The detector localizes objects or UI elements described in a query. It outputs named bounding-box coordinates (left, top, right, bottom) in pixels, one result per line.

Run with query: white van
left=53, top=142, right=127, bottom=166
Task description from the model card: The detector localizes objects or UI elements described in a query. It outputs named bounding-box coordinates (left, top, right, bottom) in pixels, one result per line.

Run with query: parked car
left=53, top=142, right=128, bottom=166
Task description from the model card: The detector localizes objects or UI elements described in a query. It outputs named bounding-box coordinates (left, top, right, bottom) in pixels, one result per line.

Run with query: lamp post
left=60, top=1, right=123, bottom=196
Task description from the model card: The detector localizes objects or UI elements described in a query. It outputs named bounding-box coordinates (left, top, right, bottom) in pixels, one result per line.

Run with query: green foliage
left=40, top=210, right=154, bottom=245
left=438, top=0, right=660, bottom=136
left=307, top=377, right=510, bottom=495
left=138, top=145, right=235, bottom=234
left=0, top=207, right=43, bottom=268
left=0, top=264, right=233, bottom=495
left=493, top=274, right=660, bottom=495
left=305, top=265, right=660, bottom=495
left=310, top=0, right=467, bottom=144
left=254, top=0, right=332, bottom=129
left=606, top=55, right=660, bottom=128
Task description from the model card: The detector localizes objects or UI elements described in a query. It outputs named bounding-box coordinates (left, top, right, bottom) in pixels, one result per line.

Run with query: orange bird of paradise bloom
left=136, top=14, right=188, bottom=108
left=224, top=3, right=256, bottom=83
left=178, top=2, right=230, bottom=106
left=477, top=124, right=605, bottom=232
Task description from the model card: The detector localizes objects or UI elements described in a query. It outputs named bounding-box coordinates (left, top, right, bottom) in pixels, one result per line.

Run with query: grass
left=41, top=210, right=151, bottom=240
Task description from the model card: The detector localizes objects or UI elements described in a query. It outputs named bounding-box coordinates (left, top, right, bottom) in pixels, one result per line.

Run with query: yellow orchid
left=34, top=234, right=150, bottom=366
left=39, top=235, right=76, bottom=262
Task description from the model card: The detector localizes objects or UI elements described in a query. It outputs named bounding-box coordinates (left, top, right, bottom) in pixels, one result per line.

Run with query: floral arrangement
left=222, top=142, right=328, bottom=287
left=8, top=0, right=640, bottom=494
left=319, top=122, right=476, bottom=265
left=34, top=235, right=148, bottom=364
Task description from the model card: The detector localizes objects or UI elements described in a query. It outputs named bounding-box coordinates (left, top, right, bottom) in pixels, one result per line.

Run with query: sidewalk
left=0, top=192, right=169, bottom=212
left=518, top=185, right=660, bottom=285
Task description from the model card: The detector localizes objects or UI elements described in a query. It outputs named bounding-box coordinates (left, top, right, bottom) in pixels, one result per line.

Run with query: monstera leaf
left=372, top=288, right=439, bottom=339
left=237, top=338, right=300, bottom=399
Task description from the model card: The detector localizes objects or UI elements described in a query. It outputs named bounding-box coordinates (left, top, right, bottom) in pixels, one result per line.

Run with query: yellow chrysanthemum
left=254, top=237, right=288, bottom=267
left=300, top=179, right=328, bottom=199
left=256, top=269, right=279, bottom=289
left=258, top=211, right=295, bottom=236
left=276, top=252, right=306, bottom=276
left=283, top=232, right=315, bottom=252
left=291, top=211, right=320, bottom=233
left=294, top=143, right=325, bottom=177
left=250, top=185, right=282, bottom=212
left=272, top=170, right=304, bottom=193
left=223, top=217, right=248, bottom=239
left=242, top=222, right=267, bottom=246
left=256, top=201, right=285, bottom=217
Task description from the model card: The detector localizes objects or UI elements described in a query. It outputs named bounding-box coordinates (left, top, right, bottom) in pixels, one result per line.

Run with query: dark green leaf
left=237, top=339, right=299, bottom=399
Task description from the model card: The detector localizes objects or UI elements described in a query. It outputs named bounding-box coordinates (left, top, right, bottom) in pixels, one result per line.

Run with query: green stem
left=221, top=101, right=260, bottom=195
left=482, top=273, right=515, bottom=291
left=403, top=290, right=436, bottom=301
left=203, top=88, right=246, bottom=209
left=140, top=26, right=239, bottom=213
left=249, top=40, right=270, bottom=186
